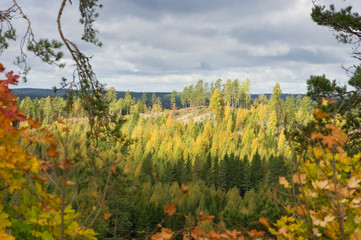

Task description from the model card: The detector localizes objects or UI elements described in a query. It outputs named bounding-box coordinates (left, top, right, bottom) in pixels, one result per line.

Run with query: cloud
left=1, top=0, right=358, bottom=94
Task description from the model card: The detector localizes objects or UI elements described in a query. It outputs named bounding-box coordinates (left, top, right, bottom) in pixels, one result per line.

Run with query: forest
left=1, top=0, right=361, bottom=239
left=12, top=77, right=310, bottom=239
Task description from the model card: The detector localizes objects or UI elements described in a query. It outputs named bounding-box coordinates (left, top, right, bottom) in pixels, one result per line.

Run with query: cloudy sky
left=1, top=0, right=359, bottom=93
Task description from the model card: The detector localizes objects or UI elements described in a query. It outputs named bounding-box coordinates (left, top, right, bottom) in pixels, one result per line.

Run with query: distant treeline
left=13, top=87, right=303, bottom=110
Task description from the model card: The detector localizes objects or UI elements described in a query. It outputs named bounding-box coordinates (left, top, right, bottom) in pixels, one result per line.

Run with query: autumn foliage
left=0, top=63, right=96, bottom=239
left=275, top=103, right=361, bottom=239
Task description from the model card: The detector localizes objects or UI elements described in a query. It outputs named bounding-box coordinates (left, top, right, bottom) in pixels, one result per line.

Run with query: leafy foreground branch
left=276, top=103, right=361, bottom=239
left=0, top=62, right=96, bottom=240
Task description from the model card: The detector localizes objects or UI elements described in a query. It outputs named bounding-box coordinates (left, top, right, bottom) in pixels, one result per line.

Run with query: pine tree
left=249, top=152, right=265, bottom=190
left=240, top=157, right=251, bottom=196
left=141, top=155, right=154, bottom=184
left=267, top=154, right=288, bottom=186
left=151, top=92, right=157, bottom=107
left=142, top=92, right=147, bottom=107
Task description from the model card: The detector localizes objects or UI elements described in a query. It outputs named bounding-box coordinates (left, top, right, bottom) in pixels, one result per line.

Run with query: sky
left=1, top=0, right=360, bottom=93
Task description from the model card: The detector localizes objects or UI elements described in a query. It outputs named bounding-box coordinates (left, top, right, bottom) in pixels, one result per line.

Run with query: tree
left=181, top=87, right=189, bottom=108
left=223, top=79, right=232, bottom=106
left=240, top=78, right=251, bottom=109
left=142, top=92, right=148, bottom=107
left=151, top=92, right=157, bottom=107
left=311, top=3, right=361, bottom=60
left=170, top=90, right=177, bottom=110
left=272, top=4, right=361, bottom=238
left=124, top=90, right=134, bottom=115
left=284, top=95, right=296, bottom=126
left=195, top=80, right=206, bottom=107
left=309, top=2, right=361, bottom=149
left=209, top=88, right=224, bottom=121
left=231, top=79, right=240, bottom=107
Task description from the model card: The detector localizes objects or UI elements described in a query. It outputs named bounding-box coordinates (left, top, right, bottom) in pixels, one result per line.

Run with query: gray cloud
left=1, top=0, right=359, bottom=94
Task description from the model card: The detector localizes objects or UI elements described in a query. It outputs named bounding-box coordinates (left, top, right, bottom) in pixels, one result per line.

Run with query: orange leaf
left=164, top=203, right=176, bottom=216
left=322, top=135, right=337, bottom=148
left=39, top=161, right=52, bottom=171
left=258, top=217, right=270, bottom=228
left=41, top=201, right=51, bottom=213
left=296, top=205, right=306, bottom=217
left=314, top=108, right=328, bottom=119
left=181, top=182, right=188, bottom=194
left=33, top=175, right=49, bottom=183
left=65, top=180, right=76, bottom=186
left=328, top=99, right=336, bottom=104
left=331, top=126, right=348, bottom=145
left=292, top=173, right=307, bottom=185
left=224, top=229, right=242, bottom=240
left=348, top=176, right=361, bottom=189
left=91, top=192, right=98, bottom=198
left=279, top=176, right=290, bottom=188
left=104, top=213, right=112, bottom=220
left=198, top=211, right=214, bottom=221
left=182, top=232, right=191, bottom=240
left=0, top=63, right=5, bottom=72
left=311, top=132, right=323, bottom=140
left=111, top=166, right=117, bottom=174
left=278, top=227, right=288, bottom=237
left=151, top=227, right=173, bottom=240
left=207, top=230, right=221, bottom=239
left=191, top=227, right=205, bottom=240
left=28, top=119, right=41, bottom=129
left=46, top=144, right=59, bottom=158
left=247, top=229, right=264, bottom=237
